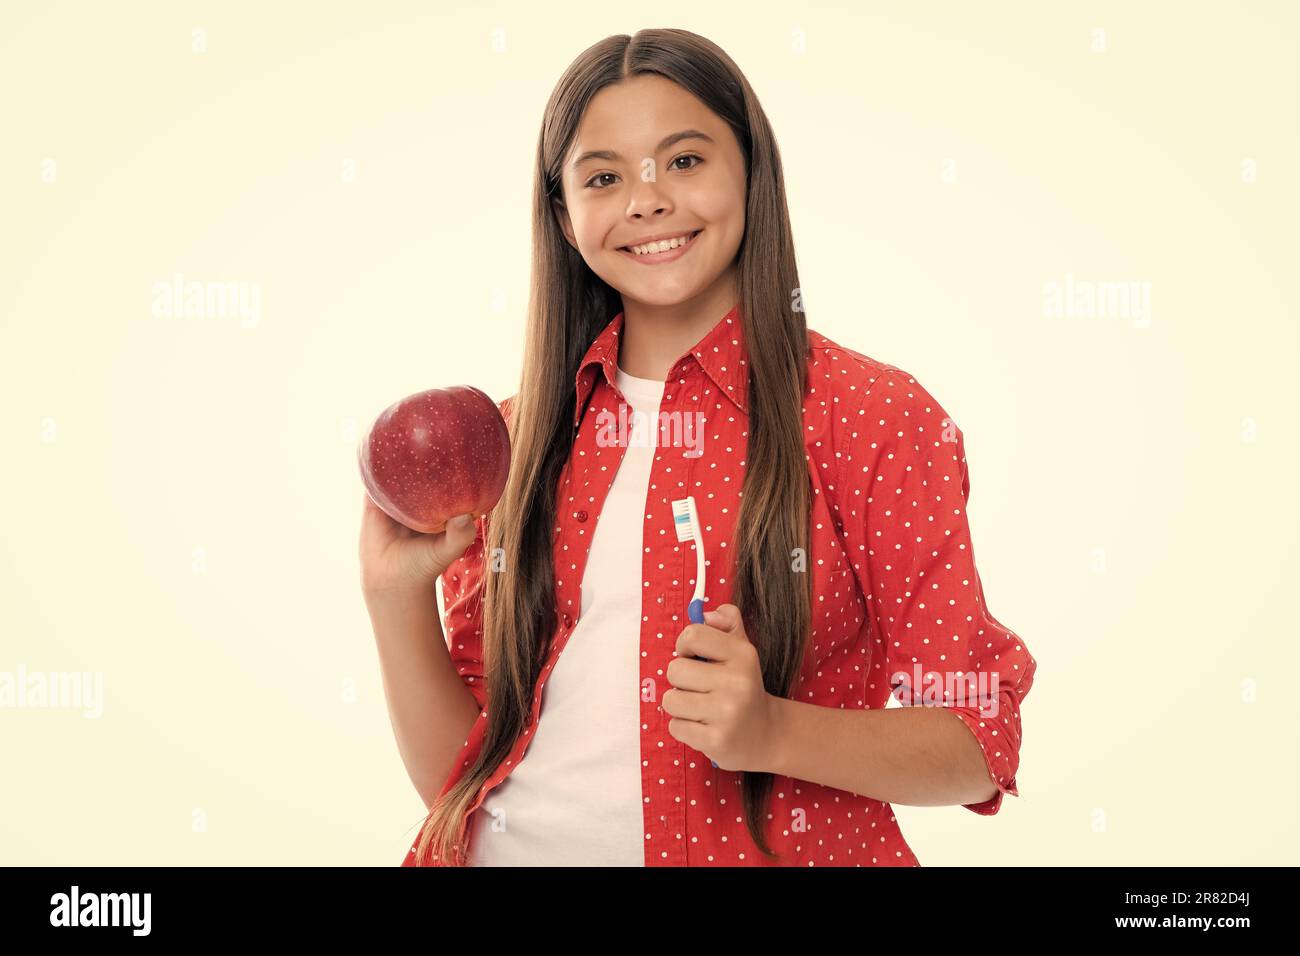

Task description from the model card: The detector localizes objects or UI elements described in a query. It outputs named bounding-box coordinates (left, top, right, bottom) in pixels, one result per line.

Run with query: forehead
left=569, top=75, right=717, bottom=159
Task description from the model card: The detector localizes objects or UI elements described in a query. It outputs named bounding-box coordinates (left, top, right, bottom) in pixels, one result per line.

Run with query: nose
left=628, top=205, right=668, bottom=219
left=626, top=174, right=673, bottom=219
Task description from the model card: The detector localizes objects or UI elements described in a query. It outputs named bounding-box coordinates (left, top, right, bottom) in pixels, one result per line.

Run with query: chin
left=623, top=278, right=704, bottom=305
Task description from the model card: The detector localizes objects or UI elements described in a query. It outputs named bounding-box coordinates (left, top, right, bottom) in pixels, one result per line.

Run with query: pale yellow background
left=2, top=1, right=1295, bottom=866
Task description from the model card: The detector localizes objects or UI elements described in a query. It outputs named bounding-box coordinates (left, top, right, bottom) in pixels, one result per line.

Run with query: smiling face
left=554, top=74, right=747, bottom=309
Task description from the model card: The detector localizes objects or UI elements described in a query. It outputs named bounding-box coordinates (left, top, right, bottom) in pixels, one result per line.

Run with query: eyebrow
left=570, top=129, right=715, bottom=168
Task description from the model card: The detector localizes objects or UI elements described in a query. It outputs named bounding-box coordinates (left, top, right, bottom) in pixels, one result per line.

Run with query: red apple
left=358, top=385, right=511, bottom=534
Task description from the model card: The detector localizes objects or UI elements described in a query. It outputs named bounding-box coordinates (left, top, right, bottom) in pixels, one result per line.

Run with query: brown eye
left=671, top=154, right=703, bottom=171
left=585, top=172, right=619, bottom=189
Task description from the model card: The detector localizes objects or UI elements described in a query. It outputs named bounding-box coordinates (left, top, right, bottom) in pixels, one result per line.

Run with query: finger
left=702, top=604, right=742, bottom=633
left=675, top=623, right=743, bottom=664
left=662, top=686, right=710, bottom=721
left=666, top=656, right=716, bottom=692
left=667, top=716, right=708, bottom=754
left=429, top=512, right=477, bottom=565
left=362, top=489, right=394, bottom=523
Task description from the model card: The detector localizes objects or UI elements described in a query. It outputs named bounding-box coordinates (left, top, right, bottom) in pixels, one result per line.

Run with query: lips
left=616, top=229, right=702, bottom=263
left=618, top=227, right=702, bottom=251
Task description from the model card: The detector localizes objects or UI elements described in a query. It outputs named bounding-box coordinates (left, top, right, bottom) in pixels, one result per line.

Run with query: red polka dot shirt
left=403, top=302, right=1036, bottom=866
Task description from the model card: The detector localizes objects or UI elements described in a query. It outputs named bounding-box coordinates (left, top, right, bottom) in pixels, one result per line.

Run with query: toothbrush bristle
left=672, top=497, right=696, bottom=542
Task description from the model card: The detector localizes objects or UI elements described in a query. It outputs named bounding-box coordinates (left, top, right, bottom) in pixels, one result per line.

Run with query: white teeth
left=626, top=231, right=696, bottom=255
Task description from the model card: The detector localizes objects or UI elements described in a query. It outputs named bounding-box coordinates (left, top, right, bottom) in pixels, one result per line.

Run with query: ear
left=552, top=198, right=578, bottom=251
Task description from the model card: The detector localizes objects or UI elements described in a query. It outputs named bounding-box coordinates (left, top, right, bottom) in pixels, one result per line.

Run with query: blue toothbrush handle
left=686, top=598, right=718, bottom=767
left=687, top=598, right=704, bottom=624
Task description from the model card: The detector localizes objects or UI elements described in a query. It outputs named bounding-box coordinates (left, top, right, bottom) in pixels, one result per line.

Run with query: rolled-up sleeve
left=836, top=365, right=1036, bottom=815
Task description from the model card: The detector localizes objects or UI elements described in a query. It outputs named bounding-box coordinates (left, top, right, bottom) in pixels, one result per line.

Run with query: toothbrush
left=672, top=495, right=718, bottom=768
left=672, top=495, right=707, bottom=625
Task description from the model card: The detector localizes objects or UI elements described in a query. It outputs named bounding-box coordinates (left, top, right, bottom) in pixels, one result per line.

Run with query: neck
left=617, top=276, right=738, bottom=381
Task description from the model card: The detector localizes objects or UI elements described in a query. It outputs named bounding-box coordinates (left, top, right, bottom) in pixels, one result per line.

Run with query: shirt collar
left=573, top=302, right=748, bottom=429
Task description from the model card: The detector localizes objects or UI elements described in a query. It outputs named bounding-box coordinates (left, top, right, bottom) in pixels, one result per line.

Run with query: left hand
left=663, top=603, right=782, bottom=772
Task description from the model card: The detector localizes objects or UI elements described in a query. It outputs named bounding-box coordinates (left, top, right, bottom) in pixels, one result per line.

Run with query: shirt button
left=575, top=510, right=588, bottom=522
left=563, top=614, right=573, bottom=628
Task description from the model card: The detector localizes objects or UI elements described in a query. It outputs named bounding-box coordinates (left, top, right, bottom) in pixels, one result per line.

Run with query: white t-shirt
left=467, top=365, right=665, bottom=866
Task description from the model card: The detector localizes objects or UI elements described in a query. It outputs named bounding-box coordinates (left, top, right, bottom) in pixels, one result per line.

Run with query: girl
left=361, top=28, right=1036, bottom=867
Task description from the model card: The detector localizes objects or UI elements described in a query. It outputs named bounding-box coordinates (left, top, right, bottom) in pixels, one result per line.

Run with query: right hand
left=359, top=490, right=479, bottom=595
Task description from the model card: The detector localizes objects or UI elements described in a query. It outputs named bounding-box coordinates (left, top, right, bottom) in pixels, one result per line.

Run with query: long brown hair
left=413, top=27, right=811, bottom=866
